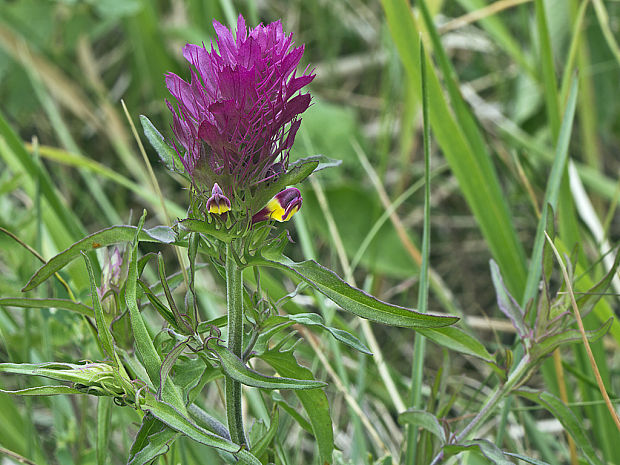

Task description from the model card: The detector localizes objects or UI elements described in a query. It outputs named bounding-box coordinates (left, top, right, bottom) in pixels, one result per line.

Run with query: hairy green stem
left=429, top=356, right=531, bottom=465
left=225, top=242, right=246, bottom=446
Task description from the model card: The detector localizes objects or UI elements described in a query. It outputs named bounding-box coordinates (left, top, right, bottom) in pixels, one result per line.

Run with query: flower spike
left=206, top=183, right=231, bottom=215
left=252, top=187, right=302, bottom=223
left=166, top=15, right=314, bottom=195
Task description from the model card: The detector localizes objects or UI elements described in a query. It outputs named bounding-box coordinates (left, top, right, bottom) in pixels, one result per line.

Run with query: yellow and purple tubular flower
left=206, top=183, right=231, bottom=215
left=252, top=187, right=302, bottom=223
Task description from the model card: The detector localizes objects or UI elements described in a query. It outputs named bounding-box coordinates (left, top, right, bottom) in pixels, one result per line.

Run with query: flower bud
left=206, top=183, right=231, bottom=215
left=252, top=187, right=302, bottom=223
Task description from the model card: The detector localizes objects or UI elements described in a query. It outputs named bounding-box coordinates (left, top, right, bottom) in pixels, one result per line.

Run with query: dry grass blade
left=439, top=0, right=533, bottom=33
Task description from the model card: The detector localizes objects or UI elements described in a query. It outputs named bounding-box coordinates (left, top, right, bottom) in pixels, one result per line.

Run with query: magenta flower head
left=166, top=14, right=314, bottom=218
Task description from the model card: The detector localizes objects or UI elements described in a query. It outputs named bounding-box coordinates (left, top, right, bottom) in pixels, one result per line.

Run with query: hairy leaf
left=208, top=342, right=327, bottom=390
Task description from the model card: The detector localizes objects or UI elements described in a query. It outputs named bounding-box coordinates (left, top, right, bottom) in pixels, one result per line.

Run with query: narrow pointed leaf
left=140, top=395, right=261, bottom=465
left=140, top=115, right=186, bottom=174
left=128, top=414, right=180, bottom=465
left=208, top=342, right=326, bottom=390
left=532, top=319, right=612, bottom=360
left=490, top=260, right=528, bottom=339
left=398, top=410, right=446, bottom=444
left=0, top=297, right=93, bottom=317
left=177, top=218, right=238, bottom=243
left=83, top=252, right=115, bottom=361
left=444, top=439, right=514, bottom=464
left=418, top=327, right=495, bottom=363
left=250, top=253, right=458, bottom=329
left=516, top=389, right=605, bottom=465
left=23, top=225, right=177, bottom=291
left=260, top=349, right=333, bottom=464
left=288, top=313, right=371, bottom=355
left=251, top=408, right=279, bottom=458
left=0, top=385, right=84, bottom=396
left=126, top=212, right=185, bottom=412
left=289, top=154, right=341, bottom=172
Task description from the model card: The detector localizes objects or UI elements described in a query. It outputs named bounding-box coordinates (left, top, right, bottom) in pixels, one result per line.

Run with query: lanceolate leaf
left=516, top=389, right=605, bottom=465
left=83, top=252, right=116, bottom=361
left=0, top=385, right=84, bottom=396
left=0, top=297, right=93, bottom=318
left=287, top=313, right=372, bottom=355
left=418, top=327, right=496, bottom=363
left=398, top=410, right=446, bottom=444
left=251, top=408, right=279, bottom=458
left=532, top=319, right=612, bottom=365
left=128, top=415, right=180, bottom=465
left=250, top=253, right=458, bottom=329
left=490, top=260, right=528, bottom=340
left=140, top=115, right=187, bottom=175
left=443, top=439, right=514, bottom=465
left=177, top=218, right=237, bottom=243
left=208, top=342, right=327, bottom=390
left=288, top=154, right=341, bottom=172
left=23, top=225, right=177, bottom=291
left=140, top=395, right=261, bottom=465
left=125, top=212, right=186, bottom=413
left=260, top=349, right=333, bottom=464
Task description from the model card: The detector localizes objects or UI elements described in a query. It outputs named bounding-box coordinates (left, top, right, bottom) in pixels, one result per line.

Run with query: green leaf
left=490, top=260, right=528, bottom=339
left=208, top=341, right=327, bottom=390
left=398, top=410, right=446, bottom=444
left=140, top=394, right=261, bottom=465
left=0, top=385, right=84, bottom=396
left=443, top=439, right=514, bottom=464
left=250, top=408, right=279, bottom=458
left=418, top=327, right=495, bottom=363
left=177, top=218, right=237, bottom=243
left=287, top=313, right=371, bottom=355
left=140, top=115, right=186, bottom=174
left=504, top=453, right=551, bottom=465
left=0, top=297, right=93, bottom=318
left=83, top=252, right=116, bottom=361
left=288, top=154, right=341, bottom=172
left=128, top=414, right=180, bottom=465
left=516, top=389, right=605, bottom=465
left=270, top=392, right=313, bottom=434
left=125, top=212, right=186, bottom=413
left=260, top=349, right=333, bottom=464
left=0, top=362, right=129, bottom=397
left=23, top=225, right=177, bottom=291
left=532, top=319, right=612, bottom=365
left=249, top=253, right=458, bottom=329
left=158, top=338, right=191, bottom=399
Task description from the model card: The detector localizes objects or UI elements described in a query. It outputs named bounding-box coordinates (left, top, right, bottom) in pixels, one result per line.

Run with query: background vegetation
left=0, top=0, right=618, bottom=464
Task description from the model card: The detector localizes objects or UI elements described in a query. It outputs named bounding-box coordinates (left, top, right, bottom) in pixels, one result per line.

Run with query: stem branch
left=225, top=242, right=246, bottom=445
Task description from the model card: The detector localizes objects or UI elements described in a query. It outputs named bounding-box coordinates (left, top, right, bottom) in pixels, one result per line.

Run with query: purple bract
left=166, top=14, right=314, bottom=198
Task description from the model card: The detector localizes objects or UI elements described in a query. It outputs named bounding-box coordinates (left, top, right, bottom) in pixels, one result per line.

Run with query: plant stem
left=225, top=242, right=246, bottom=446
left=429, top=356, right=531, bottom=465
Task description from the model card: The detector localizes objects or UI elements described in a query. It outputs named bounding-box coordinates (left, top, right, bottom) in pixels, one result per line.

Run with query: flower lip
left=206, top=183, right=232, bottom=215
left=165, top=14, right=315, bottom=195
left=252, top=187, right=302, bottom=223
